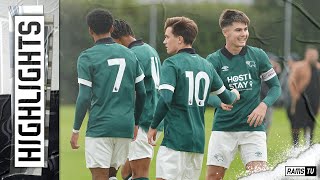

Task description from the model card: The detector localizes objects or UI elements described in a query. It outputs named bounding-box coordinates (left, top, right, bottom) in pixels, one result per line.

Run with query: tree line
left=60, top=0, right=320, bottom=104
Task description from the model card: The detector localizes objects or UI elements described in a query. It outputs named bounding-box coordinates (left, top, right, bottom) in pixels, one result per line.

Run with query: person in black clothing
left=287, top=45, right=320, bottom=148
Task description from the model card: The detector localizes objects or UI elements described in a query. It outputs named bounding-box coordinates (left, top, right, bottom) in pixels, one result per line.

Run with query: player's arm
left=211, top=68, right=239, bottom=104
left=134, top=60, right=147, bottom=126
left=207, top=95, right=222, bottom=108
left=148, top=89, right=173, bottom=146
left=71, top=54, right=91, bottom=149
left=207, top=95, right=233, bottom=111
left=148, top=59, right=175, bottom=145
left=135, top=78, right=146, bottom=125
left=73, top=84, right=91, bottom=131
left=150, top=89, right=172, bottom=129
left=248, top=50, right=281, bottom=127
left=261, top=73, right=281, bottom=108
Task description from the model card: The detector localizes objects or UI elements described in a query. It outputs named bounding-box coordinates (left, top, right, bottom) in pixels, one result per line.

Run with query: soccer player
left=110, top=19, right=163, bottom=180
left=69, top=9, right=146, bottom=180
left=205, top=9, right=281, bottom=179
left=147, top=16, right=240, bottom=180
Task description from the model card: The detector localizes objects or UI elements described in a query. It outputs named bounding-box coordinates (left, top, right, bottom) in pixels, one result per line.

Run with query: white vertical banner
left=14, top=15, right=44, bottom=167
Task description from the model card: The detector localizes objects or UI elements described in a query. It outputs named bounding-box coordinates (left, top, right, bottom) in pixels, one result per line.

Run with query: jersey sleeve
left=158, top=59, right=176, bottom=93
left=210, top=68, right=236, bottom=104
left=135, top=58, right=145, bottom=85
left=73, top=84, right=91, bottom=131
left=77, top=53, right=92, bottom=87
left=258, top=49, right=281, bottom=107
left=150, top=59, right=174, bottom=129
left=258, top=49, right=276, bottom=82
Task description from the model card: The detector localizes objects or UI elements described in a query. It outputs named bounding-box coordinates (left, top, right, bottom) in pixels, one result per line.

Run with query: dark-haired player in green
left=147, top=16, right=240, bottom=180
left=70, top=9, right=146, bottom=180
left=111, top=19, right=163, bottom=180
left=206, top=9, right=281, bottom=180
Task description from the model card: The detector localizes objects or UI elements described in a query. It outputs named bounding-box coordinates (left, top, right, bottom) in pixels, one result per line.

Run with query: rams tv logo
left=285, top=166, right=317, bottom=176
left=15, top=15, right=45, bottom=167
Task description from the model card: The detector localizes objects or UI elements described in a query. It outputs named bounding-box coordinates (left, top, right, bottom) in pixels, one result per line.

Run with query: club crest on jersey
left=214, top=153, right=224, bottom=162
left=221, top=66, right=229, bottom=71
left=246, top=61, right=256, bottom=68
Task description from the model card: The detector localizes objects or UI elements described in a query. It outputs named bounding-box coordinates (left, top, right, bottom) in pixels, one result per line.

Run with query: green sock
left=134, top=178, right=149, bottom=180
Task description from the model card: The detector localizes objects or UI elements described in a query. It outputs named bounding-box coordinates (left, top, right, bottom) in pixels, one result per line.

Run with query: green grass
left=60, top=105, right=320, bottom=179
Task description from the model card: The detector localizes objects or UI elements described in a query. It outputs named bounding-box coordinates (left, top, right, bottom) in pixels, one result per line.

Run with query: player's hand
left=70, top=132, right=80, bottom=149
left=247, top=102, right=268, bottom=127
left=133, top=125, right=139, bottom=141
left=147, top=127, right=157, bottom=146
left=231, top=89, right=240, bottom=101
left=220, top=103, right=233, bottom=111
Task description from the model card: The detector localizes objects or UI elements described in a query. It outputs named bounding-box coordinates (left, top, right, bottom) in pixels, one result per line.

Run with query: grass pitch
left=60, top=105, right=320, bottom=179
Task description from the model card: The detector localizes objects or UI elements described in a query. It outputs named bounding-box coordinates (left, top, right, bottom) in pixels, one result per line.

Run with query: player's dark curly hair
left=219, top=9, right=250, bottom=29
left=86, top=8, right=113, bottom=35
left=111, top=19, right=135, bottom=39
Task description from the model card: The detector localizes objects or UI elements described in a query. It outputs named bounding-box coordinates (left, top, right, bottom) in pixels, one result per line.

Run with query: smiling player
left=206, top=9, right=281, bottom=179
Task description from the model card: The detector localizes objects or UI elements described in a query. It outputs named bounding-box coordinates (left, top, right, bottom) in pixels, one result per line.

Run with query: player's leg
left=109, top=167, right=118, bottom=180
left=239, top=131, right=268, bottom=174
left=206, top=166, right=226, bottom=180
left=156, top=146, right=184, bottom=180
left=89, top=168, right=109, bottom=180
left=85, top=137, right=113, bottom=180
left=128, top=128, right=162, bottom=179
left=121, top=159, right=132, bottom=180
left=130, top=158, right=151, bottom=179
left=206, top=131, right=237, bottom=180
left=182, top=152, right=204, bottom=180
left=110, top=138, right=131, bottom=179
left=245, top=161, right=267, bottom=174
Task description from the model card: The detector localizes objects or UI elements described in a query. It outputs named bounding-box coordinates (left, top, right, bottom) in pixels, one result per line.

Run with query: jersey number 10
left=185, top=71, right=210, bottom=106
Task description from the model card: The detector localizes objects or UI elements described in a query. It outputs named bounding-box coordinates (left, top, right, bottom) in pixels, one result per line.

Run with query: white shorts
left=128, top=128, right=162, bottom=161
left=85, top=137, right=131, bottom=169
left=156, top=146, right=203, bottom=180
left=207, top=131, right=267, bottom=168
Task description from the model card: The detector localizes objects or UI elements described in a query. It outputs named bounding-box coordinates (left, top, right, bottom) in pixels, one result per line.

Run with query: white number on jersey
left=185, top=71, right=210, bottom=106
left=151, top=57, right=160, bottom=89
left=107, top=58, right=126, bottom=92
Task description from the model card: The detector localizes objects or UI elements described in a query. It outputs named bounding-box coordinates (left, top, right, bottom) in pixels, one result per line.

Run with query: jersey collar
left=221, top=45, right=247, bottom=60
left=177, top=48, right=196, bottom=54
left=95, top=37, right=115, bottom=45
left=128, top=39, right=144, bottom=49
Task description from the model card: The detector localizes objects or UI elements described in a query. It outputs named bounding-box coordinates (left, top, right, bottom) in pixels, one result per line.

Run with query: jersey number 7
left=107, top=58, right=126, bottom=92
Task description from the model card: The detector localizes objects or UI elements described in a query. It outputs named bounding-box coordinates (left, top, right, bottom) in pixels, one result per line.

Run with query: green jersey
left=207, top=46, right=278, bottom=131
left=155, top=48, right=236, bottom=153
left=77, top=37, right=145, bottom=138
left=128, top=40, right=163, bottom=132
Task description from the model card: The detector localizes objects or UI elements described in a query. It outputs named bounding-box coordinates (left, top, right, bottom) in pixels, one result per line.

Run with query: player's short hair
left=219, top=9, right=250, bottom=29
left=86, top=8, right=113, bottom=35
left=111, top=19, right=135, bottom=39
left=164, top=16, right=198, bottom=45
